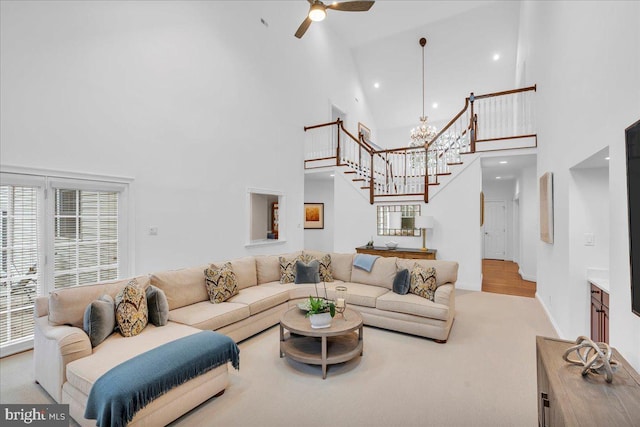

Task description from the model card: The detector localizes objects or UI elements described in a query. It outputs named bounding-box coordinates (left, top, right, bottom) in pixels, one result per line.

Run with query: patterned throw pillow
left=409, top=263, right=437, bottom=301
left=279, top=254, right=310, bottom=284
left=115, top=279, right=148, bottom=337
left=315, top=254, right=334, bottom=282
left=204, top=262, right=239, bottom=303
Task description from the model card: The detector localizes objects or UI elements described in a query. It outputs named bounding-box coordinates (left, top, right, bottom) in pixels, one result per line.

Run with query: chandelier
left=409, top=37, right=437, bottom=148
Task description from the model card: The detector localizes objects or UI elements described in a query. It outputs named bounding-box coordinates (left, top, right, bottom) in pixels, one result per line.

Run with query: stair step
left=428, top=182, right=440, bottom=186
left=361, top=186, right=370, bottom=190
left=447, top=162, right=463, bottom=166
left=352, top=178, right=366, bottom=182
left=344, top=171, right=357, bottom=174
left=436, top=172, right=452, bottom=176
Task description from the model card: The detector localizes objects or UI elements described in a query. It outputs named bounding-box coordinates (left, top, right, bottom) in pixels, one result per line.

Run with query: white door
left=484, top=201, right=507, bottom=260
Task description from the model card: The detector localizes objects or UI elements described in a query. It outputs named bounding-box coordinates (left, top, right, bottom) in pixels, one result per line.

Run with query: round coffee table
left=279, top=307, right=363, bottom=379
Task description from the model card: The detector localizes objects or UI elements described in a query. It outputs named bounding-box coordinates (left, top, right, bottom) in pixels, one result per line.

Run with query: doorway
left=484, top=200, right=507, bottom=260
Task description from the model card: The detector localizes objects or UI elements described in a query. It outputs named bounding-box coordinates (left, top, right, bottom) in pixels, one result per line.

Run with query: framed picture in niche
left=358, top=122, right=371, bottom=145
left=304, top=203, right=324, bottom=229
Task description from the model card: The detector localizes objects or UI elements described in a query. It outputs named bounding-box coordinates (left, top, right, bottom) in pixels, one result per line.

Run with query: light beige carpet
left=0, top=290, right=557, bottom=426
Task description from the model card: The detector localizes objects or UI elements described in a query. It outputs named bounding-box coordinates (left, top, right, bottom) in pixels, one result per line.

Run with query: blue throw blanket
left=353, top=254, right=379, bottom=272
left=84, top=330, right=240, bottom=427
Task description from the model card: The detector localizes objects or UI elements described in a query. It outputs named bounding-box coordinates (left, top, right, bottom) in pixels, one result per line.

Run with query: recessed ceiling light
left=493, top=53, right=500, bottom=61
left=605, top=156, right=610, bottom=160
left=499, top=160, right=508, bottom=164
left=496, top=176, right=502, bottom=179
left=329, top=174, right=335, bottom=177
left=373, top=82, right=380, bottom=89
left=432, top=102, right=438, bottom=109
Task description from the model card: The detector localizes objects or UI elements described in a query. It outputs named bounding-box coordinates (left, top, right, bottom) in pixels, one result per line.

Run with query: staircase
left=304, top=85, right=537, bottom=204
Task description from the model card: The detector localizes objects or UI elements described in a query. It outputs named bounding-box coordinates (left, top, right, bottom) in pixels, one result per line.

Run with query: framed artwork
left=304, top=203, right=324, bottom=229
left=358, top=122, right=371, bottom=144
left=539, top=172, right=554, bottom=243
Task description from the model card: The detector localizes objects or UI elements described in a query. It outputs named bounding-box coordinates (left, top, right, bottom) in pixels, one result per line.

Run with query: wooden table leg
left=279, top=323, right=284, bottom=358
left=360, top=325, right=364, bottom=356
left=322, top=336, right=327, bottom=379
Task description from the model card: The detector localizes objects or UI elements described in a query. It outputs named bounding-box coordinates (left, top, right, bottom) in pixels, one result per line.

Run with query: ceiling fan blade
left=328, top=1, right=375, bottom=12
left=295, top=17, right=313, bottom=39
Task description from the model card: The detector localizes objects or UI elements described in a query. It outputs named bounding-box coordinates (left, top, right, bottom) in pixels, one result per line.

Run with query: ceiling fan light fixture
left=309, top=3, right=327, bottom=21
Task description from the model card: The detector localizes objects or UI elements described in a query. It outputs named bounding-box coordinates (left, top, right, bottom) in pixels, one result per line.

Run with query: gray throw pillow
left=83, top=294, right=115, bottom=347
left=393, top=268, right=411, bottom=295
left=146, top=285, right=169, bottom=326
left=295, top=259, right=320, bottom=284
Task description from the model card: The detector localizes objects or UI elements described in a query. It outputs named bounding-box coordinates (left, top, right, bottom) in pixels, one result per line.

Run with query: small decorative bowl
left=385, top=241, right=399, bottom=250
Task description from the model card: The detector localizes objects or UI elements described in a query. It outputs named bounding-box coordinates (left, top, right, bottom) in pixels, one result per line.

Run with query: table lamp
left=414, top=215, right=434, bottom=251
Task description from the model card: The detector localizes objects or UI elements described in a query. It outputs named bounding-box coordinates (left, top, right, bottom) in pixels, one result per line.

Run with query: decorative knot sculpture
left=562, top=336, right=618, bottom=383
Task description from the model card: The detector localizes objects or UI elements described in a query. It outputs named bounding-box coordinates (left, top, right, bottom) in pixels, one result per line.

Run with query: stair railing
left=304, top=85, right=537, bottom=204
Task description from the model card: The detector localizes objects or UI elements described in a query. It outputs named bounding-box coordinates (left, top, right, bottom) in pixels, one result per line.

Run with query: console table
left=536, top=336, right=640, bottom=426
left=355, top=246, right=436, bottom=260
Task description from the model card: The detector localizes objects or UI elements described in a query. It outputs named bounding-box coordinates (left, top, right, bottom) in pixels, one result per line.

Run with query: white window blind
left=53, top=189, right=119, bottom=289
left=0, top=184, right=41, bottom=348
left=0, top=170, right=130, bottom=356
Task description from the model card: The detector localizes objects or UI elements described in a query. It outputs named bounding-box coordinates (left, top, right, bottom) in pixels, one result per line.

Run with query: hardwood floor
left=482, top=259, right=536, bottom=298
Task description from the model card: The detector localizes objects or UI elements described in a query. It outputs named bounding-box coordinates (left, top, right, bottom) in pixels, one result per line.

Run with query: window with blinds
left=0, top=185, right=41, bottom=347
left=53, top=189, right=119, bottom=289
left=0, top=171, right=129, bottom=356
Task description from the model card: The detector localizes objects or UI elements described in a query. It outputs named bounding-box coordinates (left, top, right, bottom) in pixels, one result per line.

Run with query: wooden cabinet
left=355, top=246, right=436, bottom=260
left=536, top=336, right=640, bottom=427
left=590, top=283, right=609, bottom=344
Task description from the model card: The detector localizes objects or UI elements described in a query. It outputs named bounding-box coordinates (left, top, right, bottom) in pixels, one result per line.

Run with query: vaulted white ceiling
left=312, top=1, right=523, bottom=142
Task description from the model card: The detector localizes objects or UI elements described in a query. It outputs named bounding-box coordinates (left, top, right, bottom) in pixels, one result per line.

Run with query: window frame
left=0, top=167, right=133, bottom=357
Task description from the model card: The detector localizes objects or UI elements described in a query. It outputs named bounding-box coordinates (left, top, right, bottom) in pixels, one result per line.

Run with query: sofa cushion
left=337, top=282, right=389, bottom=308
left=66, top=322, right=201, bottom=396
left=409, top=264, right=437, bottom=301
left=168, top=301, right=250, bottom=331
left=330, top=253, right=354, bottom=282
left=350, top=256, right=397, bottom=290
left=229, top=257, right=257, bottom=290
left=150, top=265, right=209, bottom=311
left=255, top=252, right=301, bottom=285
left=145, top=285, right=169, bottom=327
left=376, top=291, right=450, bottom=321
left=303, top=251, right=334, bottom=282
left=393, top=268, right=410, bottom=295
left=396, top=259, right=458, bottom=287
left=83, top=294, right=115, bottom=347
left=115, top=280, right=149, bottom=337
left=48, top=275, right=149, bottom=328
left=295, top=259, right=320, bottom=284
left=204, top=262, right=239, bottom=303
left=228, top=286, right=289, bottom=316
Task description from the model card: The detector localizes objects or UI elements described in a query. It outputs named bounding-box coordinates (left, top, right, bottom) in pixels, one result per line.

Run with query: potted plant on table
left=305, top=282, right=336, bottom=329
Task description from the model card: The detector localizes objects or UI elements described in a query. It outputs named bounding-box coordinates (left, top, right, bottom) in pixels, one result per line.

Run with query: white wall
left=0, top=1, right=376, bottom=275
left=333, top=158, right=483, bottom=290
left=304, top=177, right=334, bottom=252
left=518, top=0, right=640, bottom=369
left=518, top=165, right=537, bottom=281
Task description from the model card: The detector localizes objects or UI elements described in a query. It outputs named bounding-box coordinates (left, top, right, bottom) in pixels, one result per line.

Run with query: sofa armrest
left=434, top=283, right=455, bottom=308
left=34, top=315, right=91, bottom=403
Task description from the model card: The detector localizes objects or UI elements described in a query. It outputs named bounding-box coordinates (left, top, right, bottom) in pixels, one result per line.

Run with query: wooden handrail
left=471, top=84, right=536, bottom=101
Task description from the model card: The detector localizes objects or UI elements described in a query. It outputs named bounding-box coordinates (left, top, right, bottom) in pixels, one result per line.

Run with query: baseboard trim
left=535, top=292, right=564, bottom=339
left=519, top=268, right=536, bottom=282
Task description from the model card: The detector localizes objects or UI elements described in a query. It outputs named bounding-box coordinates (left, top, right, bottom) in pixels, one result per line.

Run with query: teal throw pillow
left=83, top=294, right=115, bottom=347
left=146, top=285, right=169, bottom=326
left=295, top=259, right=320, bottom=284
left=393, top=268, right=411, bottom=295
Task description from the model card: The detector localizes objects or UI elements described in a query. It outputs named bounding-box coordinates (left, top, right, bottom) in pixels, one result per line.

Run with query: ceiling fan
left=295, top=0, right=375, bottom=39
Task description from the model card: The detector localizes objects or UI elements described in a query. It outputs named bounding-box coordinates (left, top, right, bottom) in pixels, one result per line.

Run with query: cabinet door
left=602, top=305, right=609, bottom=344
left=591, top=298, right=601, bottom=342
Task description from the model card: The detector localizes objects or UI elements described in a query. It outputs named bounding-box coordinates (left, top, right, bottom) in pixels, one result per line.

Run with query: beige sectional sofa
left=34, top=250, right=457, bottom=426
